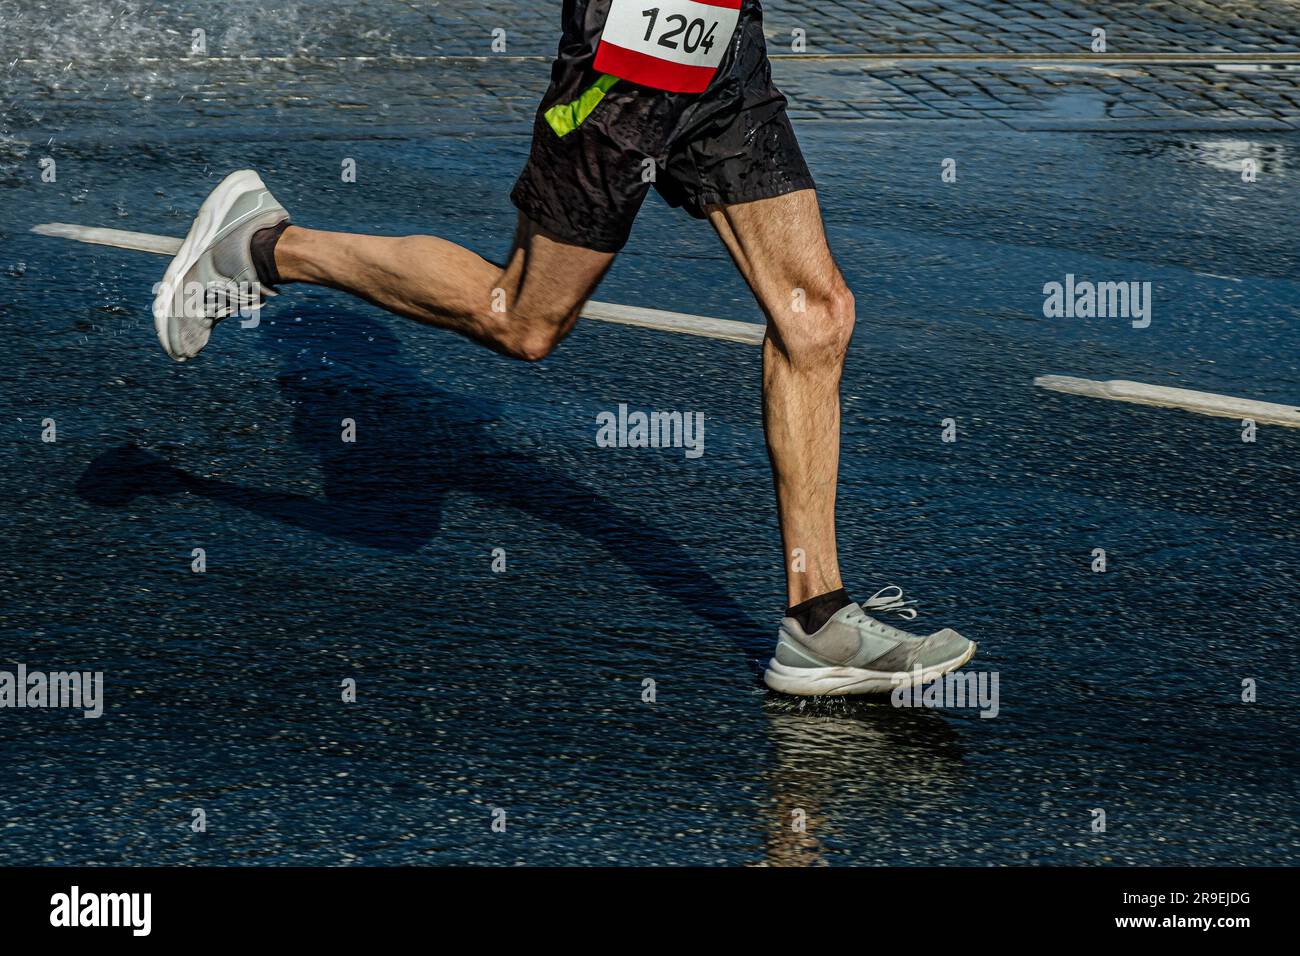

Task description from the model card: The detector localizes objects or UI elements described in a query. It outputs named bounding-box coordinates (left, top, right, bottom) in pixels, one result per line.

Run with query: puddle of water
left=1042, top=89, right=1110, bottom=120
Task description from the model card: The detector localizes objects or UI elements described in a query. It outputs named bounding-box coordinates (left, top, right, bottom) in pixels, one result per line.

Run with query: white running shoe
left=763, top=587, right=977, bottom=696
left=153, top=169, right=289, bottom=361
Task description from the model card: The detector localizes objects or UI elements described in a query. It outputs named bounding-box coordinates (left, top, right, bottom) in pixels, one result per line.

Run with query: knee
left=510, top=330, right=562, bottom=362
left=498, top=303, right=581, bottom=362
left=778, top=282, right=855, bottom=368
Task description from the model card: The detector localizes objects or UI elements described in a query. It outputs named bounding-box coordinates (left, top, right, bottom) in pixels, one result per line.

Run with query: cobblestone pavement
left=3, top=0, right=1300, bottom=61
left=5, top=59, right=1298, bottom=149
left=781, top=61, right=1300, bottom=130
left=2, top=1, right=1299, bottom=147
left=764, top=0, right=1300, bottom=56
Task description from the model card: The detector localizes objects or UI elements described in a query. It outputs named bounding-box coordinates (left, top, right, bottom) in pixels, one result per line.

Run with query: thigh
left=706, top=189, right=845, bottom=322
left=502, top=213, right=617, bottom=325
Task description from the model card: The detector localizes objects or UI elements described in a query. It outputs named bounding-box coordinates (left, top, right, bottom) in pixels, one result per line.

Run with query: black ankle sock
left=250, top=219, right=291, bottom=288
left=786, top=587, right=853, bottom=634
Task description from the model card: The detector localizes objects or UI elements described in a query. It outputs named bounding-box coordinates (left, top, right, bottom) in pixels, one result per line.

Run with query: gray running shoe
left=763, top=587, right=976, bottom=696
left=153, top=169, right=289, bottom=361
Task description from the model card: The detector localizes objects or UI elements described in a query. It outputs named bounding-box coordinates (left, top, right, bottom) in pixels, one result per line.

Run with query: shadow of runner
left=76, top=313, right=771, bottom=667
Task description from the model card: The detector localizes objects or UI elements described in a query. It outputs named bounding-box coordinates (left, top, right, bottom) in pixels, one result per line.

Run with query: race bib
left=594, top=0, right=742, bottom=94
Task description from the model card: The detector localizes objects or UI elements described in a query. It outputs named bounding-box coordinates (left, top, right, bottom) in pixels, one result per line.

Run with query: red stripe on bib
left=593, top=40, right=719, bottom=94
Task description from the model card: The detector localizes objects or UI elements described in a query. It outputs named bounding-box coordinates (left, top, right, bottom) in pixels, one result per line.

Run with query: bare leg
left=707, top=190, right=854, bottom=607
left=272, top=215, right=616, bottom=361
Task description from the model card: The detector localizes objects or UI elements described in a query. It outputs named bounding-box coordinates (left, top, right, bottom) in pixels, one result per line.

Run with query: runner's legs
left=707, top=189, right=853, bottom=607
left=272, top=214, right=615, bottom=361
left=257, top=3, right=846, bottom=607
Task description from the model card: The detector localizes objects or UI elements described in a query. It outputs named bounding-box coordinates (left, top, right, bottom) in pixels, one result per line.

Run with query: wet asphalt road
left=1, top=14, right=1299, bottom=865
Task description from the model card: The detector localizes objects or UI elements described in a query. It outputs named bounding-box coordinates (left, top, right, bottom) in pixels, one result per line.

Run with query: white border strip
left=31, top=223, right=764, bottom=345
left=1035, top=375, right=1300, bottom=428
left=13, top=53, right=1300, bottom=66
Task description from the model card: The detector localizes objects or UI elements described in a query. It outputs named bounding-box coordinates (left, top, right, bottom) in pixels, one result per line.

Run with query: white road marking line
left=580, top=301, right=764, bottom=345
left=32, top=222, right=182, bottom=255
left=31, top=223, right=765, bottom=345
left=1035, top=375, right=1300, bottom=428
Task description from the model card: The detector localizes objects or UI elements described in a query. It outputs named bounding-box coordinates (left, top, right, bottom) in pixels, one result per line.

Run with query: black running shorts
left=510, top=0, right=815, bottom=253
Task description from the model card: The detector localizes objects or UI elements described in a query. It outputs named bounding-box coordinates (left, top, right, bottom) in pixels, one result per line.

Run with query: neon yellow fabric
left=544, top=74, right=620, bottom=137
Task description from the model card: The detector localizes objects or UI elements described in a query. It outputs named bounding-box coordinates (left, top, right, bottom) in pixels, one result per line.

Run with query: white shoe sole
left=152, top=169, right=266, bottom=362
left=763, top=642, right=977, bottom=697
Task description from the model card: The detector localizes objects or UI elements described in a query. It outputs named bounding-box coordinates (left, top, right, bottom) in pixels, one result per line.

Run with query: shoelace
left=857, top=585, right=919, bottom=621
left=204, top=279, right=265, bottom=318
